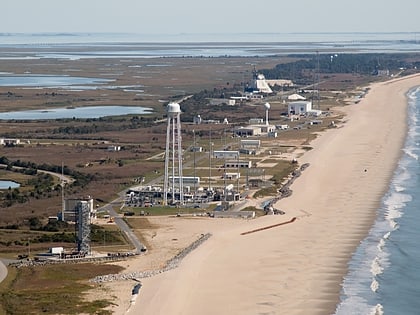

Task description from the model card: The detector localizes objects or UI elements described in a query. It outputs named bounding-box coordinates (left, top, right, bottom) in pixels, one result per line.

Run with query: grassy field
left=0, top=263, right=124, bottom=315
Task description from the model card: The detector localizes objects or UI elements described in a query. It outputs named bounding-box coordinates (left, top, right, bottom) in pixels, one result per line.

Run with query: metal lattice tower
left=76, top=201, right=90, bottom=254
left=163, top=102, right=184, bottom=205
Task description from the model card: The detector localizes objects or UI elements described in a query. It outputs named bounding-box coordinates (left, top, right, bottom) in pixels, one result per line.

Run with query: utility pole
left=193, top=129, right=196, bottom=204
left=208, top=128, right=212, bottom=191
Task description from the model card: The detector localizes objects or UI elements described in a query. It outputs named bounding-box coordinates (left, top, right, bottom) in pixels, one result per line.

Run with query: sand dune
left=123, top=74, right=420, bottom=315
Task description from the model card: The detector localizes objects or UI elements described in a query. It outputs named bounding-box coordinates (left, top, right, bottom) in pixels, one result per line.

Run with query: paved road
left=100, top=197, right=145, bottom=254
left=0, top=260, right=7, bottom=284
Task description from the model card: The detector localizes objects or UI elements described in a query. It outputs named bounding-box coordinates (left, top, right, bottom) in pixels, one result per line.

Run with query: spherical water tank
left=167, top=102, right=181, bottom=117
left=264, top=102, right=271, bottom=110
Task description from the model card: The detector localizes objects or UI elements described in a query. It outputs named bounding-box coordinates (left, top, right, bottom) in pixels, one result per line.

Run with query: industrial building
left=288, top=101, right=313, bottom=115
left=60, top=197, right=95, bottom=223
left=213, top=150, right=240, bottom=159
left=288, top=101, right=322, bottom=116
left=249, top=73, right=273, bottom=94
left=234, top=126, right=262, bottom=137
left=224, top=160, right=252, bottom=168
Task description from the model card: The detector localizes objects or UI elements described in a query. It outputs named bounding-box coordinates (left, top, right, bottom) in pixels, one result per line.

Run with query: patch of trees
left=178, top=86, right=244, bottom=122
left=0, top=157, right=93, bottom=207
left=259, top=53, right=420, bottom=84
left=0, top=116, right=158, bottom=139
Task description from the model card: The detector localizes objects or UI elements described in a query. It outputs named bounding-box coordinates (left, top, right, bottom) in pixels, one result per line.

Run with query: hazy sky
left=2, top=0, right=419, bottom=34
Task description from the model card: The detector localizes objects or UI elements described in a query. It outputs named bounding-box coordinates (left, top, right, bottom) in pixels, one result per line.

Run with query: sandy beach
left=104, top=74, right=420, bottom=315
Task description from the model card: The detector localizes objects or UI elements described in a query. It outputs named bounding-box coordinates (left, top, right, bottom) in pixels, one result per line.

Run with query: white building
left=240, top=139, right=261, bottom=149
left=287, top=93, right=306, bottom=101
left=288, top=101, right=313, bottom=115
left=234, top=126, right=262, bottom=137
left=61, top=197, right=96, bottom=222
left=190, top=146, right=203, bottom=152
left=251, top=73, right=273, bottom=94
left=213, top=150, right=239, bottom=159
left=224, top=160, right=252, bottom=168
left=193, top=115, right=202, bottom=124
left=249, top=118, right=264, bottom=125
left=223, top=172, right=241, bottom=180
left=107, top=145, right=121, bottom=151
left=209, top=98, right=236, bottom=106
left=1, top=138, right=20, bottom=146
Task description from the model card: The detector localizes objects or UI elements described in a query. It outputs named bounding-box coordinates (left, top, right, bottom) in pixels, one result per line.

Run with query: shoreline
left=111, top=74, right=420, bottom=315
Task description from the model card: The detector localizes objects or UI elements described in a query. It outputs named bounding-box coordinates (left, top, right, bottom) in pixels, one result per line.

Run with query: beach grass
left=0, top=263, right=123, bottom=315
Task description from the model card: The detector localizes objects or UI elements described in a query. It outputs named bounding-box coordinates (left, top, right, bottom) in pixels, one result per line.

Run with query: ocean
left=0, top=32, right=419, bottom=60
left=335, top=87, right=420, bottom=315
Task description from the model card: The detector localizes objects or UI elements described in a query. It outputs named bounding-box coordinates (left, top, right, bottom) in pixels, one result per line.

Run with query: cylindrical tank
left=167, top=102, right=181, bottom=117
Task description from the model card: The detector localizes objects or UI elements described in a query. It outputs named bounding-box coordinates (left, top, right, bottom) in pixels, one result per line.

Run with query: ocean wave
left=369, top=304, right=384, bottom=315
left=377, top=238, right=386, bottom=251
left=393, top=185, right=405, bottom=192
left=335, top=296, right=373, bottom=315
left=370, top=279, right=379, bottom=292
left=370, top=257, right=383, bottom=276
left=402, top=147, right=419, bottom=160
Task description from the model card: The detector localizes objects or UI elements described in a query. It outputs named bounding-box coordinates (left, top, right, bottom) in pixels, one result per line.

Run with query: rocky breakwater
left=90, top=233, right=212, bottom=284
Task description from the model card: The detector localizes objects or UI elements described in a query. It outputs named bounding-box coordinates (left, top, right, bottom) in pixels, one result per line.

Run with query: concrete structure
left=209, top=98, right=236, bottom=106
left=277, top=124, right=290, bottom=130
left=107, top=145, right=121, bottom=151
left=223, top=172, right=241, bottom=180
left=239, top=148, right=258, bottom=155
left=234, top=126, right=262, bottom=137
left=61, top=197, right=95, bottom=222
left=287, top=93, right=306, bottom=101
left=213, top=150, right=239, bottom=159
left=164, top=102, right=184, bottom=205
left=288, top=101, right=313, bottom=115
left=265, top=79, right=294, bottom=87
left=240, top=139, right=261, bottom=149
left=193, top=115, right=202, bottom=124
left=249, top=118, right=264, bottom=125
left=0, top=138, right=20, bottom=146
left=49, top=247, right=64, bottom=255
left=190, top=146, right=203, bottom=152
left=224, top=160, right=252, bottom=168
left=250, top=73, right=273, bottom=94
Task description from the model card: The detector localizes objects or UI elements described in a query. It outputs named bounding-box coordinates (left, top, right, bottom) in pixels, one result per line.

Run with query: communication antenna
left=61, top=162, right=65, bottom=221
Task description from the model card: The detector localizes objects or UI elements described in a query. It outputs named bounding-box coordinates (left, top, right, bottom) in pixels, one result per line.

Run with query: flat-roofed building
left=224, top=160, right=252, bottom=168
left=213, top=150, right=240, bottom=159
left=234, top=126, right=262, bottom=137
left=240, top=139, right=261, bottom=151
left=61, top=197, right=96, bottom=223
left=288, top=101, right=312, bottom=115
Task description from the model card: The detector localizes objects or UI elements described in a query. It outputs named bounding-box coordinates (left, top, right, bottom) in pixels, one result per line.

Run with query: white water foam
left=370, top=257, right=383, bottom=276
left=368, top=304, right=384, bottom=315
